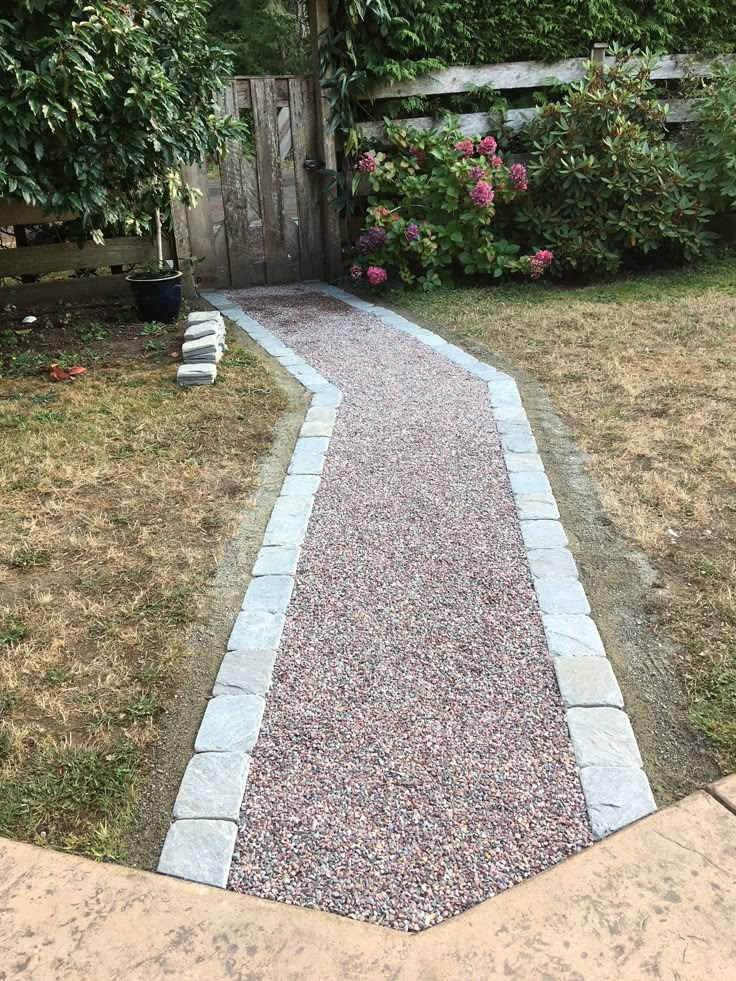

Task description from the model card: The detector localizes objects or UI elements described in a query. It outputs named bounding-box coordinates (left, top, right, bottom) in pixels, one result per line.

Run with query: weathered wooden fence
left=0, top=198, right=177, bottom=308
left=359, top=45, right=735, bottom=140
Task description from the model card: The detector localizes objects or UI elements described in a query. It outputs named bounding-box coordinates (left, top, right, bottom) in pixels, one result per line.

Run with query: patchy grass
left=386, top=255, right=736, bottom=770
left=0, top=306, right=287, bottom=858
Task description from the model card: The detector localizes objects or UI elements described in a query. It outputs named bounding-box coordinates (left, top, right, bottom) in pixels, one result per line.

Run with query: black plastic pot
left=126, top=270, right=183, bottom=323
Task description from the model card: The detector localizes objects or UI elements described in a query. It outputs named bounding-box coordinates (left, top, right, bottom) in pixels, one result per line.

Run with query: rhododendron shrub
left=520, top=51, right=711, bottom=274
left=350, top=123, right=551, bottom=290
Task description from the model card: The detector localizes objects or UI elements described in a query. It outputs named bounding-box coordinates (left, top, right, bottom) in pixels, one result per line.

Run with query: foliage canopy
left=0, top=1, right=241, bottom=239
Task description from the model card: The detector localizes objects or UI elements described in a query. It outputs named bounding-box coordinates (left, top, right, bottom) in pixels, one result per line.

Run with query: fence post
left=308, top=0, right=342, bottom=280
left=590, top=43, right=607, bottom=64
left=170, top=196, right=196, bottom=299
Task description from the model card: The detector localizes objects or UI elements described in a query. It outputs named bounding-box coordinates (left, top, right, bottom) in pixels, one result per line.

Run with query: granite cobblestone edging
left=158, top=292, right=343, bottom=889
left=157, top=284, right=655, bottom=892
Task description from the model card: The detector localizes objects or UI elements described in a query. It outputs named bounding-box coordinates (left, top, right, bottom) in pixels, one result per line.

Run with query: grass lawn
left=386, top=255, right=736, bottom=771
left=0, top=306, right=287, bottom=859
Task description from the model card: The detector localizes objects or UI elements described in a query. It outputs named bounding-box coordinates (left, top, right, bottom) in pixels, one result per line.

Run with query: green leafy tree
left=0, top=1, right=242, bottom=241
left=207, top=0, right=309, bottom=75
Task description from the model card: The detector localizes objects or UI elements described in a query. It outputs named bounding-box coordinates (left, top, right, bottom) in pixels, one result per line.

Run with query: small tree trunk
left=154, top=208, right=163, bottom=266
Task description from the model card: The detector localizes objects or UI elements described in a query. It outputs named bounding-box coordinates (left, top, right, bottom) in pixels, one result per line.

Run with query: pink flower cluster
left=405, top=223, right=419, bottom=242
left=478, top=135, right=497, bottom=157
left=350, top=264, right=362, bottom=280
left=490, top=155, right=503, bottom=169
left=510, top=163, right=528, bottom=191
left=454, top=137, right=475, bottom=158
left=358, top=151, right=377, bottom=174
left=529, top=249, right=554, bottom=279
left=367, top=265, right=388, bottom=286
left=469, top=165, right=488, bottom=182
left=470, top=180, right=494, bottom=207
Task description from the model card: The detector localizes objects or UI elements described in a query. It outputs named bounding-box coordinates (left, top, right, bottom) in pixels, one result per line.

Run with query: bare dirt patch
left=0, top=303, right=292, bottom=859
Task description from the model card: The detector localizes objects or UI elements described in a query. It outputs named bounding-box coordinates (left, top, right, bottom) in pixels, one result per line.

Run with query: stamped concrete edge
left=310, top=281, right=656, bottom=842
left=156, top=290, right=343, bottom=889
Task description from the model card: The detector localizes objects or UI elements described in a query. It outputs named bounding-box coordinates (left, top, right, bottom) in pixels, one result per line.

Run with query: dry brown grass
left=0, top=309, right=287, bottom=856
left=389, top=259, right=736, bottom=767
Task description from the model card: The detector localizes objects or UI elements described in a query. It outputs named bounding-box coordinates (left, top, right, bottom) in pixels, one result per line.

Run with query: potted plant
left=126, top=208, right=183, bottom=323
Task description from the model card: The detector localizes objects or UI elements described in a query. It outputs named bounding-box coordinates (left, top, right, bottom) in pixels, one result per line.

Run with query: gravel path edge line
left=309, top=281, right=657, bottom=843
left=156, top=291, right=343, bottom=889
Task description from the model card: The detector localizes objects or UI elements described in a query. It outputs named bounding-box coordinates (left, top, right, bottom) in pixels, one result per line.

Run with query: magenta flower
left=367, top=226, right=387, bottom=248
left=350, top=264, right=363, bottom=280
left=470, top=181, right=495, bottom=207
left=510, top=163, right=528, bottom=190
left=454, top=138, right=475, bottom=158
left=367, top=266, right=388, bottom=286
left=358, top=151, right=377, bottom=174
left=478, top=135, right=498, bottom=157
left=405, top=223, right=419, bottom=242
left=469, top=165, right=488, bottom=182
left=490, top=155, right=503, bottom=169
left=529, top=250, right=554, bottom=279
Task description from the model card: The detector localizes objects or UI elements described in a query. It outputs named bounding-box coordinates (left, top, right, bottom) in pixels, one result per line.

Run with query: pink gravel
left=226, top=285, right=592, bottom=931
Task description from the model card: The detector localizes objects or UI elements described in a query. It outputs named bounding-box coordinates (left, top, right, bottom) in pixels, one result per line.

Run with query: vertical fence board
left=251, top=77, right=296, bottom=283
left=219, top=79, right=265, bottom=286
left=309, top=0, right=343, bottom=279
left=288, top=77, right=324, bottom=280
left=171, top=197, right=196, bottom=298
left=181, top=163, right=221, bottom=288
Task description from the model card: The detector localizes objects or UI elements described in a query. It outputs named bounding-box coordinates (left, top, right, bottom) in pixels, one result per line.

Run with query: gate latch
left=303, top=158, right=325, bottom=171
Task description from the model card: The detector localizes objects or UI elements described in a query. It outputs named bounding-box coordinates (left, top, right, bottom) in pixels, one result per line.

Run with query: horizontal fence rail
left=361, top=98, right=696, bottom=141
left=365, top=52, right=736, bottom=100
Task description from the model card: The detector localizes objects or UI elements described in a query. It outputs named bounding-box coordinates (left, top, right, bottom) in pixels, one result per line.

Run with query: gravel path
left=226, top=285, right=592, bottom=931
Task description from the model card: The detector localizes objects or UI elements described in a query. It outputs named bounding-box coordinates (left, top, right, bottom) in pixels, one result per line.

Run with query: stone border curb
left=310, top=282, right=656, bottom=840
left=157, top=291, right=343, bottom=889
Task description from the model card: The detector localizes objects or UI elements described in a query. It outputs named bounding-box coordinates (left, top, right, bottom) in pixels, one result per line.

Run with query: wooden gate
left=175, top=73, right=340, bottom=291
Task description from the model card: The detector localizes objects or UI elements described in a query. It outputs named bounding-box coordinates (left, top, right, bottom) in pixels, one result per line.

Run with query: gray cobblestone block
left=554, top=657, right=624, bottom=709
left=227, top=609, right=286, bottom=651
left=276, top=353, right=305, bottom=368
left=435, top=343, right=478, bottom=369
left=300, top=406, right=337, bottom=438
left=374, top=310, right=413, bottom=329
left=493, top=405, right=530, bottom=431
left=527, top=547, right=578, bottom=580
left=489, top=384, right=523, bottom=409
left=263, top=509, right=310, bottom=546
left=242, top=574, right=294, bottom=614
left=520, top=519, right=568, bottom=549
left=187, top=311, right=224, bottom=325
left=535, top=578, right=590, bottom=615
left=213, top=648, right=277, bottom=697
left=287, top=440, right=327, bottom=475
left=294, top=436, right=330, bottom=455
left=579, top=766, right=656, bottom=839
left=413, top=329, right=447, bottom=349
left=194, top=693, right=265, bottom=753
left=510, top=471, right=552, bottom=496
left=252, top=544, right=301, bottom=577
left=566, top=707, right=642, bottom=768
left=261, top=343, right=293, bottom=361
left=184, top=321, right=223, bottom=341
left=465, top=363, right=499, bottom=382
left=280, top=473, right=321, bottom=497
left=172, top=752, right=251, bottom=821
left=502, top=431, right=538, bottom=454
left=287, top=363, right=327, bottom=389
left=515, top=494, right=559, bottom=521
left=505, top=451, right=544, bottom=473
left=543, top=613, right=605, bottom=657
left=271, top=493, right=314, bottom=520
left=158, top=819, right=237, bottom=888
left=310, top=384, right=342, bottom=408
